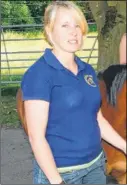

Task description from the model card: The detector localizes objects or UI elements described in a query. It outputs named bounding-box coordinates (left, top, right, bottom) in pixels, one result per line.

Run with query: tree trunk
left=89, top=1, right=126, bottom=72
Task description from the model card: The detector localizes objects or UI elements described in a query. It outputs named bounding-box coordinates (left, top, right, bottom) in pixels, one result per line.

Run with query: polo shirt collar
left=43, top=48, right=86, bottom=72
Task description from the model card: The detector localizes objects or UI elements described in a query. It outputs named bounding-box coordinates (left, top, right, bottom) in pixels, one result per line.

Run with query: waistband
left=57, top=151, right=103, bottom=173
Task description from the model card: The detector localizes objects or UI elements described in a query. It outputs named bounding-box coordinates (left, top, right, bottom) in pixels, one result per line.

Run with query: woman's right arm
left=24, top=100, right=63, bottom=184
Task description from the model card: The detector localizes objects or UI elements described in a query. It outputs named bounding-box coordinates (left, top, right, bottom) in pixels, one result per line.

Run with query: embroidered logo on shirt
left=84, top=75, right=97, bottom=87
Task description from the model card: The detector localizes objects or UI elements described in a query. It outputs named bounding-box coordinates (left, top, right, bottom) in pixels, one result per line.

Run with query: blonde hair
left=43, top=1, right=88, bottom=45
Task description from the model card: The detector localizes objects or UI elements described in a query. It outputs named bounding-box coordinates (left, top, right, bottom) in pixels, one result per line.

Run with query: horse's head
left=98, top=64, right=126, bottom=106
left=98, top=64, right=126, bottom=136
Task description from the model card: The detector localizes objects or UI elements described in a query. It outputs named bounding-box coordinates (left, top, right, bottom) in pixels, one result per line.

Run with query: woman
left=21, top=1, right=126, bottom=184
left=119, top=33, right=126, bottom=64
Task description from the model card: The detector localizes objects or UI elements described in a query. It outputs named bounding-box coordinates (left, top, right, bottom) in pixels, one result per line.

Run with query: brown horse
left=16, top=64, right=126, bottom=184
left=16, top=89, right=28, bottom=135
left=98, top=64, right=126, bottom=184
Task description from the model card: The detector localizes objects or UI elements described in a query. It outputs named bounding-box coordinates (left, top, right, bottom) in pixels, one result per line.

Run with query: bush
left=26, top=0, right=51, bottom=24
left=1, top=1, right=12, bottom=25
left=1, top=1, right=34, bottom=27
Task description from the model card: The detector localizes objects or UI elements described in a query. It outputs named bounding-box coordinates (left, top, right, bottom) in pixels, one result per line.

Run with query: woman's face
left=48, top=8, right=83, bottom=53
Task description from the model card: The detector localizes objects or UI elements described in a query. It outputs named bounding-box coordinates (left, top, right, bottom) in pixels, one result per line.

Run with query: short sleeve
left=21, top=63, right=52, bottom=102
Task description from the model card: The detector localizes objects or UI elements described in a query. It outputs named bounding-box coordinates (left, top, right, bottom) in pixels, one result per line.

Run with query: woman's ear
left=49, top=33, right=53, bottom=45
left=45, top=26, right=54, bottom=46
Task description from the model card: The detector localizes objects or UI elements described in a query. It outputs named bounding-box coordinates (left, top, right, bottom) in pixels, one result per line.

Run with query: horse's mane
left=98, top=64, right=127, bottom=106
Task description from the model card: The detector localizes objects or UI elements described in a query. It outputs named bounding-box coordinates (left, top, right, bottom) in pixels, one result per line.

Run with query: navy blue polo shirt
left=21, top=48, right=102, bottom=167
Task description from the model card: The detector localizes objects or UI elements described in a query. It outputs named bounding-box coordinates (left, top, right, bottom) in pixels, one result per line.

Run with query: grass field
left=1, top=31, right=98, bottom=128
left=1, top=85, right=20, bottom=127
left=1, top=31, right=98, bottom=76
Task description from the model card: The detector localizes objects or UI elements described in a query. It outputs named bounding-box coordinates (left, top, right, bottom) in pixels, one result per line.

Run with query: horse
left=16, top=89, right=28, bottom=135
left=98, top=64, right=126, bottom=184
left=16, top=64, right=126, bottom=184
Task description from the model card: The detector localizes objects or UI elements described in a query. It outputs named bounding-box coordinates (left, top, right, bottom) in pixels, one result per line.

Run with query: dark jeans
left=33, top=152, right=107, bottom=184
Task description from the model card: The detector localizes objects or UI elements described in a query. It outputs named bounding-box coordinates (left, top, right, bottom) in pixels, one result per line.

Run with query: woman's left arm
left=97, top=109, right=126, bottom=154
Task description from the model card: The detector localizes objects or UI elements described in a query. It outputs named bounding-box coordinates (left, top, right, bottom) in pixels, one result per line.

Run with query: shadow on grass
left=1, top=85, right=21, bottom=128
left=1, top=85, right=20, bottom=96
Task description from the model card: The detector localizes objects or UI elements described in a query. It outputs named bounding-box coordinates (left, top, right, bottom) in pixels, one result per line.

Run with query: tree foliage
left=26, top=0, right=51, bottom=24
left=1, top=0, right=94, bottom=25
left=1, top=1, right=12, bottom=25
left=10, top=1, right=34, bottom=25
left=1, top=1, right=34, bottom=25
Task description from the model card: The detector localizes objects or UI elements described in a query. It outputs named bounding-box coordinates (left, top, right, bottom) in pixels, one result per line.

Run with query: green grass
left=1, top=84, right=20, bottom=95
left=1, top=75, right=22, bottom=81
left=1, top=31, right=98, bottom=76
left=1, top=95, right=20, bottom=128
left=1, top=84, right=20, bottom=128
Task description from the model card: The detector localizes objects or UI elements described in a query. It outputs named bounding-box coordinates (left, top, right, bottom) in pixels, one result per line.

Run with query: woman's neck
left=52, top=48, right=76, bottom=68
